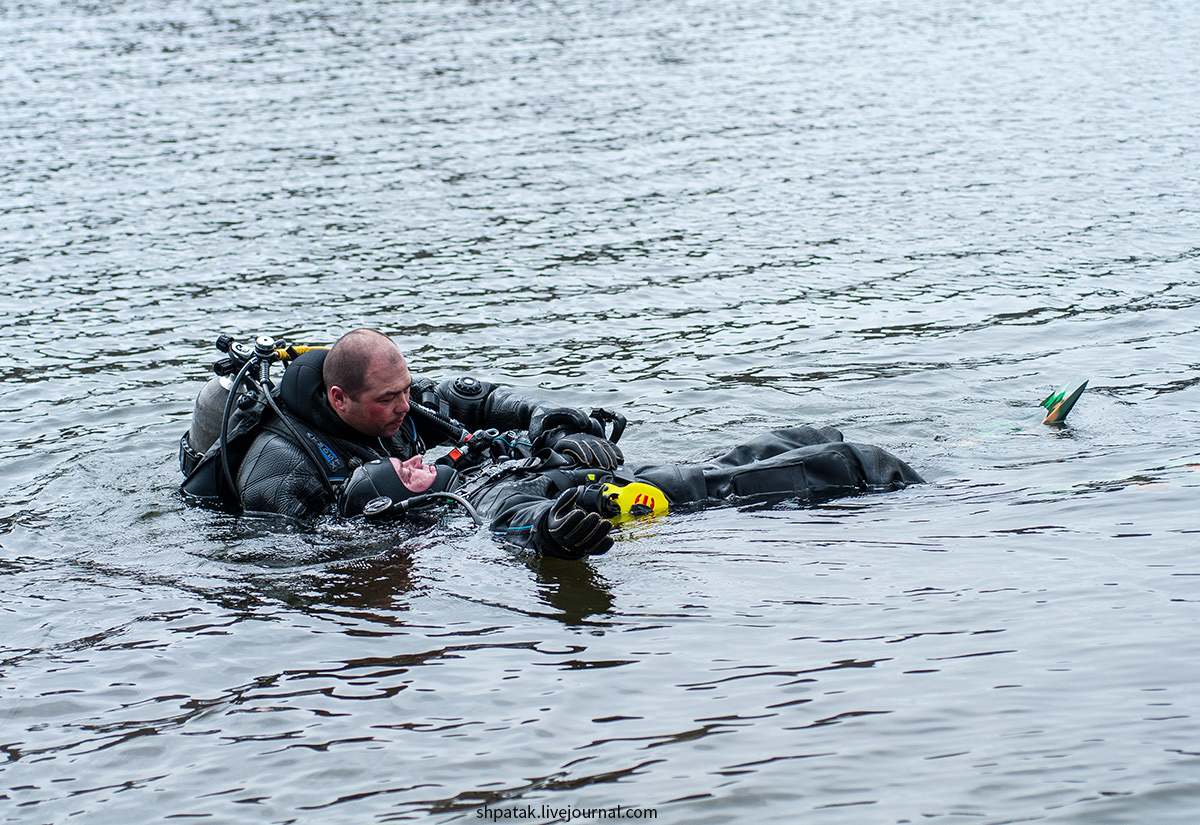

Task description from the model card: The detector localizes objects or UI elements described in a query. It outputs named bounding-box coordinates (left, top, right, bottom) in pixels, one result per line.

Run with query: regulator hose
left=219, top=356, right=259, bottom=502
left=403, top=491, right=484, bottom=526
left=408, top=401, right=470, bottom=445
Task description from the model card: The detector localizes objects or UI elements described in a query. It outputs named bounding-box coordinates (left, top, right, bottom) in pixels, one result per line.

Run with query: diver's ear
left=328, top=385, right=350, bottom=414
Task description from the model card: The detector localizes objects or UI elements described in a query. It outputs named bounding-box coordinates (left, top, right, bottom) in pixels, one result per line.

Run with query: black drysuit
left=460, top=425, right=923, bottom=558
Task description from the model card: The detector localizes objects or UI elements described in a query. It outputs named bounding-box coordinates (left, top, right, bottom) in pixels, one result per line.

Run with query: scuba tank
left=179, top=335, right=291, bottom=500
left=179, top=335, right=266, bottom=477
left=181, top=374, right=232, bottom=472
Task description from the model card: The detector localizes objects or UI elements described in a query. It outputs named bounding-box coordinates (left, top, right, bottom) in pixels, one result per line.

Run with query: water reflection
left=531, top=556, right=616, bottom=626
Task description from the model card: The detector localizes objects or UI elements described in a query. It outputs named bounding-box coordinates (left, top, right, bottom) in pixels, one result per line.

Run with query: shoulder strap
left=258, top=394, right=346, bottom=498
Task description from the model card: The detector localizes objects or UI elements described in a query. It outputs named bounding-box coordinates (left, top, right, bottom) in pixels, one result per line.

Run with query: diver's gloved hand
left=555, top=433, right=623, bottom=471
left=539, top=486, right=613, bottom=559
left=528, top=406, right=600, bottom=451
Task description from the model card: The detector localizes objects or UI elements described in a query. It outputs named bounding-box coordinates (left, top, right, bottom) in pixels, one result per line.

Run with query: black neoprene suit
left=463, top=425, right=923, bottom=557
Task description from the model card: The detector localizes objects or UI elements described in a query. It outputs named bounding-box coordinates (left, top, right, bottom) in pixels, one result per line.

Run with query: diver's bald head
left=324, top=329, right=413, bottom=438
left=323, top=329, right=405, bottom=399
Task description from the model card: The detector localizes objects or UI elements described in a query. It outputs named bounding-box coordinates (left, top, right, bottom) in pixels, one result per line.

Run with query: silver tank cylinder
left=187, top=375, right=234, bottom=456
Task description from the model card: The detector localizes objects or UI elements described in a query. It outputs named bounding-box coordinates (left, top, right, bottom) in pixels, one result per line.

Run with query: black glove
left=555, top=433, right=624, bottom=471
left=539, top=486, right=613, bottom=559
left=527, top=406, right=600, bottom=450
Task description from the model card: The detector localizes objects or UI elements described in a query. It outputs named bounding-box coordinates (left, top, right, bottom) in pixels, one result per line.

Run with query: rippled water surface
left=3, top=1, right=1200, bottom=822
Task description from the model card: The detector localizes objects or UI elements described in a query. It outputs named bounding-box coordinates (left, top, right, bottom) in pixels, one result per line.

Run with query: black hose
left=401, top=491, right=484, bottom=526
left=589, top=408, right=627, bottom=444
left=219, top=357, right=259, bottom=503
left=609, top=413, right=627, bottom=444
left=408, top=402, right=469, bottom=444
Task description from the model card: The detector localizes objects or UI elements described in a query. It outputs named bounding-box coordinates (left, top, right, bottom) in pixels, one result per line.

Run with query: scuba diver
left=339, top=426, right=923, bottom=560
left=179, top=328, right=610, bottom=522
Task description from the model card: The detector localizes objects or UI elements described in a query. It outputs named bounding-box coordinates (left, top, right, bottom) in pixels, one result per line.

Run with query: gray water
left=3, top=0, right=1200, bottom=822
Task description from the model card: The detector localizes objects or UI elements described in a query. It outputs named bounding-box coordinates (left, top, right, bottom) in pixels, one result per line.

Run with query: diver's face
left=390, top=456, right=437, bottom=493
left=330, top=355, right=412, bottom=438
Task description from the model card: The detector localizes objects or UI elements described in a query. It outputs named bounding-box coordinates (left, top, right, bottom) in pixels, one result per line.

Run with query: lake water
left=3, top=1, right=1200, bottom=823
